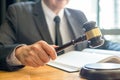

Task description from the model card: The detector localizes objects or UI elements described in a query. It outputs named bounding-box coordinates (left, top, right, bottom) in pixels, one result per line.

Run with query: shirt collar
left=41, top=0, right=64, bottom=21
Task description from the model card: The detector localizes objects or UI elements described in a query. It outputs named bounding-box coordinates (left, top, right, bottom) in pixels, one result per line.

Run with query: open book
left=47, top=48, right=120, bottom=72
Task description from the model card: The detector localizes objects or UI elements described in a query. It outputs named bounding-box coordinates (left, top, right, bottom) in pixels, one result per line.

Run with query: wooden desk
left=0, top=65, right=86, bottom=80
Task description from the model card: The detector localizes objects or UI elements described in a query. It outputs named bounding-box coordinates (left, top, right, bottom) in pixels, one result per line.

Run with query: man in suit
left=0, top=0, right=120, bottom=71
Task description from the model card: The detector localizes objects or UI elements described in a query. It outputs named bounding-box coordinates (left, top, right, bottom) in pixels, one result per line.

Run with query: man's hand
left=15, top=40, right=57, bottom=67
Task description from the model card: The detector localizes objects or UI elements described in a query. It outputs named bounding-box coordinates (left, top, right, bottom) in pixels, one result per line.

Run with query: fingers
left=37, top=41, right=57, bottom=60
left=15, top=40, right=57, bottom=67
left=31, top=46, right=50, bottom=63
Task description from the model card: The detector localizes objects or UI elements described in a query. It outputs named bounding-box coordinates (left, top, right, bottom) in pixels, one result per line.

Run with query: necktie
left=54, top=16, right=64, bottom=55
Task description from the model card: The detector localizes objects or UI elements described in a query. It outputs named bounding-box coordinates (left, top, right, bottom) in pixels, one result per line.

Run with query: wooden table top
left=0, top=65, right=86, bottom=80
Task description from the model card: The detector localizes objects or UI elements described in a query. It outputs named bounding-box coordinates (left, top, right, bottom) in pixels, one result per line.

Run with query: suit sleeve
left=95, top=40, right=120, bottom=51
left=0, top=4, right=25, bottom=71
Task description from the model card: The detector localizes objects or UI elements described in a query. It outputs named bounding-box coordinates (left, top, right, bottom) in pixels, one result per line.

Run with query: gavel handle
left=55, top=35, right=87, bottom=52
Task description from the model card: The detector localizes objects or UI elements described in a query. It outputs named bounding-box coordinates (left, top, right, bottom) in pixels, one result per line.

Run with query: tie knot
left=54, top=16, right=60, bottom=23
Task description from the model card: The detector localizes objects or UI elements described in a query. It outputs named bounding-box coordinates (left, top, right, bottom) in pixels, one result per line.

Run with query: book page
left=99, top=56, right=120, bottom=63
left=82, top=48, right=120, bottom=56
left=47, top=51, right=115, bottom=72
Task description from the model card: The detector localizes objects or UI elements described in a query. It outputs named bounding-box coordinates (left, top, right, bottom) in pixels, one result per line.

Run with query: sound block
left=80, top=63, right=120, bottom=80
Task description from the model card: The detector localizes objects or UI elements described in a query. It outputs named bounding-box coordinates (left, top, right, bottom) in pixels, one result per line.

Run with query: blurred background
left=0, top=0, right=120, bottom=42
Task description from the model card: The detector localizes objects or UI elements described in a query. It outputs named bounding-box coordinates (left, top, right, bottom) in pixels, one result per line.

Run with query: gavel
left=55, top=21, right=104, bottom=52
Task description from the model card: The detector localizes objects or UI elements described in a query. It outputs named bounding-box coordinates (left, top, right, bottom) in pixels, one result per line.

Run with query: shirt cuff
left=7, top=44, right=26, bottom=66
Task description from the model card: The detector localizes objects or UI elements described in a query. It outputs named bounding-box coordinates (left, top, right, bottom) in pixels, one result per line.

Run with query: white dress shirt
left=42, top=0, right=74, bottom=52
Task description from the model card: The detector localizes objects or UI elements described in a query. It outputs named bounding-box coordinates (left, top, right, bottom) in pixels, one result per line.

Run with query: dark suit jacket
left=0, top=0, right=120, bottom=71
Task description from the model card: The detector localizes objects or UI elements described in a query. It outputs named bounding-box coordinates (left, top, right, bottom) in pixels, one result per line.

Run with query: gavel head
left=83, top=21, right=104, bottom=48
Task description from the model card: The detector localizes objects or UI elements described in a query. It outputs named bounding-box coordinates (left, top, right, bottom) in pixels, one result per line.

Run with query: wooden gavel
left=55, top=21, right=104, bottom=52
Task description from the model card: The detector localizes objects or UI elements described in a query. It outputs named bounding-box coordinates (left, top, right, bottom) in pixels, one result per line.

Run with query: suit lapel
left=64, top=9, right=88, bottom=50
left=32, top=1, right=53, bottom=44
left=64, top=9, right=84, bottom=39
